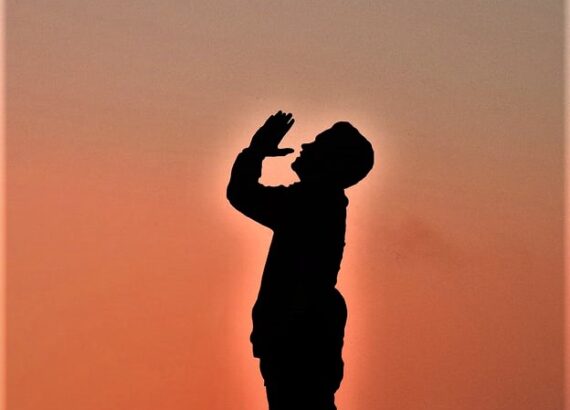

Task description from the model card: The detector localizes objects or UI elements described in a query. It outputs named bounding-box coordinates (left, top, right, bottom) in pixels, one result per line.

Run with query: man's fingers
left=263, top=111, right=291, bottom=128
left=269, top=112, right=294, bottom=137
left=274, top=110, right=292, bottom=120
left=285, top=117, right=294, bottom=129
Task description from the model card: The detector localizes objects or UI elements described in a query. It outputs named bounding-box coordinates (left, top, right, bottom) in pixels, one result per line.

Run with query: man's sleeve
left=226, top=147, right=289, bottom=229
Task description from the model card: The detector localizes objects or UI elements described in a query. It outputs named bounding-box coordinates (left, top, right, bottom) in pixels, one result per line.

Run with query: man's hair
left=320, top=122, right=374, bottom=188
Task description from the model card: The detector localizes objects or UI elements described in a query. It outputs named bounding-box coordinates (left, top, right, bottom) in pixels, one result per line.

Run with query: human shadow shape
left=227, top=111, right=374, bottom=410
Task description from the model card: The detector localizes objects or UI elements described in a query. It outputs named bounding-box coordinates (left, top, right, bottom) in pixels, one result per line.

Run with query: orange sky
left=6, top=1, right=565, bottom=410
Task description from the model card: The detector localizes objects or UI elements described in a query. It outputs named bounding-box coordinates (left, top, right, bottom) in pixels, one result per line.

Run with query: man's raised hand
left=248, top=111, right=295, bottom=157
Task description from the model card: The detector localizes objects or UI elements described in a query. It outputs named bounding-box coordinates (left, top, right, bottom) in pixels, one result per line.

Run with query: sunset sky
left=6, top=1, right=565, bottom=409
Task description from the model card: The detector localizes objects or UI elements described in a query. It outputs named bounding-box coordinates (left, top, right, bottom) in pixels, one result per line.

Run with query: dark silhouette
left=227, top=111, right=374, bottom=410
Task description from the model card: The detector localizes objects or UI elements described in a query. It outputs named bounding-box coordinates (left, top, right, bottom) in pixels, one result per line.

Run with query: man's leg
left=258, top=293, right=347, bottom=409
left=259, top=352, right=341, bottom=410
left=265, top=383, right=336, bottom=410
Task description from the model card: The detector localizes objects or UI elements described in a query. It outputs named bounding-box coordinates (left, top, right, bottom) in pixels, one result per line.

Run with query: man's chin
left=291, top=160, right=301, bottom=177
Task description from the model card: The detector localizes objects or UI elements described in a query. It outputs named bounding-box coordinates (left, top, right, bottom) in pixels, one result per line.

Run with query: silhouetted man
left=227, top=111, right=374, bottom=410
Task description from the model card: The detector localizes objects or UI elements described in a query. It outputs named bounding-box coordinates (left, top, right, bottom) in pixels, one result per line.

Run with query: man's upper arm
left=227, top=148, right=290, bottom=229
left=227, top=182, right=289, bottom=228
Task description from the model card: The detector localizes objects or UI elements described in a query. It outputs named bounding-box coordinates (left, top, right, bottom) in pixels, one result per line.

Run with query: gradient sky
left=6, top=1, right=565, bottom=410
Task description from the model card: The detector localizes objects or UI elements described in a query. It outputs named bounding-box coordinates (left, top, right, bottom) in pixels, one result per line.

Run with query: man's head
left=291, top=122, right=374, bottom=189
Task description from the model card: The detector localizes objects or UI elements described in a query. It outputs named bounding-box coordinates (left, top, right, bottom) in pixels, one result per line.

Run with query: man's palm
left=249, top=111, right=295, bottom=157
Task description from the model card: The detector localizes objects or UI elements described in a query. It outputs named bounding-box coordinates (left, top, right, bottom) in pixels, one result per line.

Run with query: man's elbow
left=226, top=183, right=242, bottom=210
left=226, top=183, right=235, bottom=203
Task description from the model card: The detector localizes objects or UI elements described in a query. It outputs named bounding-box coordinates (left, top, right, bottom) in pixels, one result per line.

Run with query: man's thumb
left=271, top=148, right=294, bottom=157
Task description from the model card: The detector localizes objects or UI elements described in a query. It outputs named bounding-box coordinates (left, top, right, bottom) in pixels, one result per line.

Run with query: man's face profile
left=291, top=132, right=331, bottom=183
